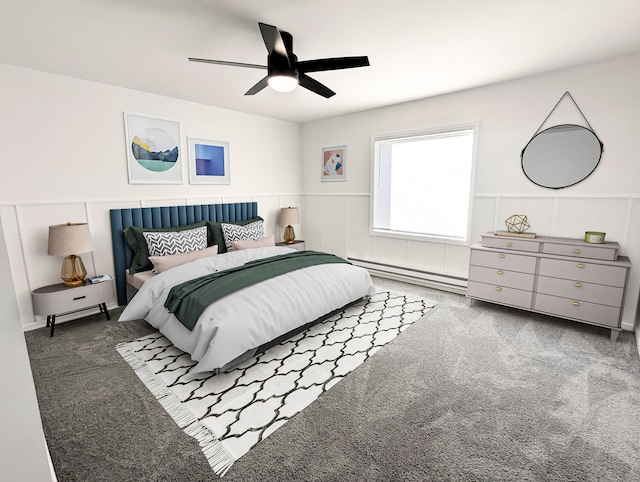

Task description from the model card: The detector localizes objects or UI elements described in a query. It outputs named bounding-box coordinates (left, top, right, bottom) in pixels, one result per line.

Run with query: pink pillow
left=149, top=245, right=218, bottom=273
left=231, top=235, right=276, bottom=251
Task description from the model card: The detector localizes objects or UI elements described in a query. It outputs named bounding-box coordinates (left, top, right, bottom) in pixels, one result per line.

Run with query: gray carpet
left=26, top=277, right=640, bottom=481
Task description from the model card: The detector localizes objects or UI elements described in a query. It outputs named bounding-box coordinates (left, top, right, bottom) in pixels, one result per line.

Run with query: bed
left=110, top=202, right=375, bottom=373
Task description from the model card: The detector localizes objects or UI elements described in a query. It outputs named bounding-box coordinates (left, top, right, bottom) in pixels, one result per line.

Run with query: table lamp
left=279, top=207, right=300, bottom=244
left=48, top=222, right=94, bottom=287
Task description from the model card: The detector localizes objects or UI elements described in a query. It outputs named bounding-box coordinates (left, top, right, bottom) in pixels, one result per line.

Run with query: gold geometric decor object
left=505, top=214, right=530, bottom=234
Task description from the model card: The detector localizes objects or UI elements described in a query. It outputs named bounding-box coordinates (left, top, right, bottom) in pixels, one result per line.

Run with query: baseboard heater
left=348, top=257, right=468, bottom=295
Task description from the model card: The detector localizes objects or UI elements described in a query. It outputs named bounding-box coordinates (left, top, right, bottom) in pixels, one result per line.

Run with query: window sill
left=370, top=228, right=468, bottom=245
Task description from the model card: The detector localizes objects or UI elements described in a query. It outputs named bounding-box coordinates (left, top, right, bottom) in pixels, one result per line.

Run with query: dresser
left=467, top=233, right=632, bottom=341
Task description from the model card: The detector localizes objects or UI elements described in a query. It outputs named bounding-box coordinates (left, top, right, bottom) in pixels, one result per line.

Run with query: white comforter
left=119, top=246, right=375, bottom=373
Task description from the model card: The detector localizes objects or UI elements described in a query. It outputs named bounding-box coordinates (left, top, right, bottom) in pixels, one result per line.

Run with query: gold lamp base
left=283, top=225, right=296, bottom=244
left=61, top=254, right=87, bottom=287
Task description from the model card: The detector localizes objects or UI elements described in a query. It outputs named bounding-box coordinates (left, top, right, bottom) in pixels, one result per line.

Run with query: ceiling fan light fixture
left=268, top=71, right=299, bottom=92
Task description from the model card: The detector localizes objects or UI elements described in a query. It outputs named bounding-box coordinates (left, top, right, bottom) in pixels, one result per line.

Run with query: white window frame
left=370, top=123, right=478, bottom=244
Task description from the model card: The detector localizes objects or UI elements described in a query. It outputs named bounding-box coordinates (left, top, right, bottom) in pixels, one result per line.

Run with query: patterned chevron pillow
left=143, top=226, right=208, bottom=257
left=221, top=220, right=264, bottom=252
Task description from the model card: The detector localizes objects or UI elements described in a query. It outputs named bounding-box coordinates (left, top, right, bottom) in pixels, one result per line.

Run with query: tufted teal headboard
left=109, top=202, right=258, bottom=306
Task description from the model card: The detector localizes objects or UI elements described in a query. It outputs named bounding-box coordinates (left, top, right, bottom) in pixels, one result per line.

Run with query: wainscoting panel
left=8, top=195, right=302, bottom=329
left=492, top=197, right=555, bottom=236
left=406, top=240, right=448, bottom=274
left=553, top=198, right=629, bottom=242
left=302, top=196, right=324, bottom=252
left=5, top=192, right=639, bottom=332
left=302, top=193, right=639, bottom=332
left=322, top=196, right=348, bottom=258
left=346, top=195, right=373, bottom=260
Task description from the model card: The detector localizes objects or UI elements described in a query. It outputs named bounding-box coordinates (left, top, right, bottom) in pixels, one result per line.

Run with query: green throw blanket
left=164, top=250, right=351, bottom=330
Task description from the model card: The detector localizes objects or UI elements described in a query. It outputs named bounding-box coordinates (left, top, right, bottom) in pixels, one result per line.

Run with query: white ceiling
left=2, top=0, right=639, bottom=124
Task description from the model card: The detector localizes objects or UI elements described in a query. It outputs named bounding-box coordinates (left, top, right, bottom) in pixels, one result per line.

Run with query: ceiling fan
left=188, top=22, right=370, bottom=98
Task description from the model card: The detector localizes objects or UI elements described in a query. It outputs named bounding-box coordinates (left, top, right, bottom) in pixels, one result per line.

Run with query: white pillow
left=143, top=226, right=208, bottom=257
left=221, top=220, right=264, bottom=252
left=231, top=235, right=276, bottom=251
left=149, top=245, right=218, bottom=273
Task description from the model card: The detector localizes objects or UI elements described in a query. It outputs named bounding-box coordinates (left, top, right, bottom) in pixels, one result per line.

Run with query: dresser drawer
left=467, top=281, right=533, bottom=309
left=469, top=265, right=535, bottom=291
left=536, top=276, right=624, bottom=307
left=470, top=249, right=537, bottom=274
left=542, top=242, right=617, bottom=261
left=482, top=236, right=540, bottom=253
left=538, top=258, right=628, bottom=287
left=534, top=293, right=621, bottom=328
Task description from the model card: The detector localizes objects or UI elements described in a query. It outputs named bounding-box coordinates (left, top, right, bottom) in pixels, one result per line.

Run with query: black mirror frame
left=521, top=124, right=604, bottom=190
left=520, top=92, right=604, bottom=190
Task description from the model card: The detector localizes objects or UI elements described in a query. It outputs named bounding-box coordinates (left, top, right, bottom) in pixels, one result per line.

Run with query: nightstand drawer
left=56, top=284, right=108, bottom=309
left=536, top=276, right=624, bottom=307
left=470, top=249, right=537, bottom=274
left=534, top=293, right=621, bottom=328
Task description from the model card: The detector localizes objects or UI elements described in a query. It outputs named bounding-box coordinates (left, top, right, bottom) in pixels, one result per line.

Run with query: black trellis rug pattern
left=116, top=290, right=437, bottom=476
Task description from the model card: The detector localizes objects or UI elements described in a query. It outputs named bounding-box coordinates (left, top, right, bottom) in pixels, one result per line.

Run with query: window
left=372, top=125, right=475, bottom=242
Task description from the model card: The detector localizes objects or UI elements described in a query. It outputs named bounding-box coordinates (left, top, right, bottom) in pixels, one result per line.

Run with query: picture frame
left=321, top=145, right=347, bottom=181
left=124, top=112, right=182, bottom=184
left=188, top=137, right=230, bottom=185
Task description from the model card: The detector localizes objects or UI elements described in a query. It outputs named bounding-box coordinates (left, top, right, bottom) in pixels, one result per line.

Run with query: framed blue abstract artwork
left=188, top=137, right=230, bottom=185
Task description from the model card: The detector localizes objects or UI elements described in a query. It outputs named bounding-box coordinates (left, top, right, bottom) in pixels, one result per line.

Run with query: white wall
left=300, top=54, right=640, bottom=331
left=2, top=56, right=639, bottom=334
left=0, top=213, right=55, bottom=481
left=0, top=64, right=303, bottom=330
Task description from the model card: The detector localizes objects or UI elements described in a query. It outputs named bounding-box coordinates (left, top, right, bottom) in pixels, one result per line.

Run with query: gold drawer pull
left=572, top=301, right=580, bottom=306
left=499, top=254, right=506, bottom=258
left=506, top=243, right=512, bottom=247
left=495, top=287, right=502, bottom=291
left=573, top=249, right=581, bottom=253
left=574, top=283, right=582, bottom=287
left=577, top=263, right=584, bottom=268
left=497, top=271, right=504, bottom=275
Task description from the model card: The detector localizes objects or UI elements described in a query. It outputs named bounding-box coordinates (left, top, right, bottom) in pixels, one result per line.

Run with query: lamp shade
left=280, top=207, right=300, bottom=226
left=48, top=223, right=94, bottom=256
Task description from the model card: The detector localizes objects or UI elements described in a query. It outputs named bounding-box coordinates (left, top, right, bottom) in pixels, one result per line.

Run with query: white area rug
left=116, top=290, right=437, bottom=476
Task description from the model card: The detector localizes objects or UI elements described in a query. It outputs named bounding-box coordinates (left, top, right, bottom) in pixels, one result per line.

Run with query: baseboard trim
left=349, top=257, right=468, bottom=295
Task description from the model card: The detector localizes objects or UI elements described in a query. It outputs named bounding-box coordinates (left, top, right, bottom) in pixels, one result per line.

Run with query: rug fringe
left=116, top=342, right=235, bottom=477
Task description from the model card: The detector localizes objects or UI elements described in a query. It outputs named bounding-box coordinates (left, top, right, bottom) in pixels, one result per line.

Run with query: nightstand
left=32, top=280, right=113, bottom=336
left=276, top=240, right=305, bottom=250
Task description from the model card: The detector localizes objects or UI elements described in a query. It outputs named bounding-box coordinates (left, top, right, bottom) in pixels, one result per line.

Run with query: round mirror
left=521, top=124, right=603, bottom=189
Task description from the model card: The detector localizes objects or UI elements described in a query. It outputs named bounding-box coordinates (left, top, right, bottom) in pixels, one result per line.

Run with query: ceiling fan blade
left=258, top=22, right=289, bottom=59
left=188, top=58, right=267, bottom=70
left=298, top=73, right=335, bottom=98
left=245, top=76, right=269, bottom=95
left=296, top=56, right=370, bottom=73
